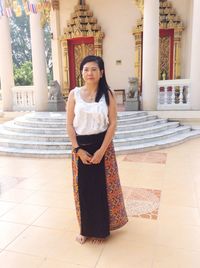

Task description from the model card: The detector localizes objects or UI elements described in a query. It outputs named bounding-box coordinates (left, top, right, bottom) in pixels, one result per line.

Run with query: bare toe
left=76, top=235, right=87, bottom=244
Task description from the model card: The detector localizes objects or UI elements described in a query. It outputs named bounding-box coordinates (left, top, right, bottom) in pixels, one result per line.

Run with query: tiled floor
left=0, top=138, right=200, bottom=267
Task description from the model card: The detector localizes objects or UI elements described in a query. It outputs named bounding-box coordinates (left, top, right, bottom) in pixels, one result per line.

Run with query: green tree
left=14, top=61, right=33, bottom=86
left=9, top=3, right=53, bottom=85
left=9, top=13, right=31, bottom=67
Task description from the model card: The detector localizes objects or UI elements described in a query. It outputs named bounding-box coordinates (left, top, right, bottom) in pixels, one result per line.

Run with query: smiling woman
left=66, top=55, right=128, bottom=244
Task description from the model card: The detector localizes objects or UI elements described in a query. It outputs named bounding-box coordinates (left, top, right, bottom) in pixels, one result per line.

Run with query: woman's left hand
left=90, top=149, right=104, bottom=164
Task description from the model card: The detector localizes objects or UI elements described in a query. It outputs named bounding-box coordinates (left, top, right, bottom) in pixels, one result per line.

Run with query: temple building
left=0, top=0, right=199, bottom=112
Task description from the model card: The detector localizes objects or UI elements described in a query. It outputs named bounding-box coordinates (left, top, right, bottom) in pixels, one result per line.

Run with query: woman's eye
left=83, top=67, right=98, bottom=72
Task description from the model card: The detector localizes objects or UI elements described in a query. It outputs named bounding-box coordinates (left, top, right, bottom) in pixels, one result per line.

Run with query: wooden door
left=67, top=37, right=94, bottom=90
left=159, top=29, right=174, bottom=80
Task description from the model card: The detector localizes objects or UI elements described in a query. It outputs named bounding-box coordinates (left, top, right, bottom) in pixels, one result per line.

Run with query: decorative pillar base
left=125, top=98, right=139, bottom=111
left=48, top=100, right=66, bottom=111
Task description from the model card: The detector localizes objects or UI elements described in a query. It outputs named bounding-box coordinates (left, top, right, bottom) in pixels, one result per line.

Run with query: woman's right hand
left=77, top=149, right=92, bottom=165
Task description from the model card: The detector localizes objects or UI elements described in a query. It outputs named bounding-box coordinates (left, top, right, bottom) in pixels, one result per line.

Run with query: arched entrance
left=133, top=0, right=184, bottom=94
left=67, top=36, right=94, bottom=89
left=61, top=2, right=104, bottom=97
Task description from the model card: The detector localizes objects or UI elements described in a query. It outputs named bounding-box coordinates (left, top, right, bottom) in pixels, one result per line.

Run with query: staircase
left=0, top=111, right=199, bottom=158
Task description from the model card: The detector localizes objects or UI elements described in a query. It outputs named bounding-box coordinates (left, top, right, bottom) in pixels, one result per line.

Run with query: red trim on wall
left=140, top=29, right=174, bottom=94
left=160, top=29, right=174, bottom=79
left=67, top=37, right=94, bottom=90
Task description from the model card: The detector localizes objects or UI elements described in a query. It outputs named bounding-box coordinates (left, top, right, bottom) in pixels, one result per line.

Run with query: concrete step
left=1, top=116, right=168, bottom=135
left=25, top=111, right=148, bottom=122
left=13, top=113, right=157, bottom=128
left=115, top=129, right=200, bottom=154
left=117, top=111, right=147, bottom=119
left=0, top=121, right=180, bottom=141
left=3, top=112, right=157, bottom=133
left=14, top=118, right=66, bottom=128
left=2, top=122, right=67, bottom=134
left=0, top=125, right=191, bottom=150
left=23, top=112, right=66, bottom=122
left=0, top=128, right=69, bottom=142
left=114, top=126, right=191, bottom=147
left=0, top=129, right=199, bottom=158
left=0, top=118, right=168, bottom=141
left=115, top=122, right=180, bottom=139
left=0, top=118, right=168, bottom=139
left=117, top=118, right=167, bottom=131
left=0, top=111, right=199, bottom=158
left=117, top=114, right=157, bottom=125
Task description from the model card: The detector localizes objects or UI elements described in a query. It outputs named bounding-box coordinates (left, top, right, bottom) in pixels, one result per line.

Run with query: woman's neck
left=83, top=84, right=98, bottom=93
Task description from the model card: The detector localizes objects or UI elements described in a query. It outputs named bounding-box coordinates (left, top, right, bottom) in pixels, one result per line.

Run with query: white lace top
left=73, top=87, right=109, bottom=135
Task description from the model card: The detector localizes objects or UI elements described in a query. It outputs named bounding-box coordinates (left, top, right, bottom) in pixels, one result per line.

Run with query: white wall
left=58, top=0, right=192, bottom=89
left=59, top=0, right=140, bottom=91
left=171, top=0, right=193, bottom=78
left=88, top=0, right=140, bottom=90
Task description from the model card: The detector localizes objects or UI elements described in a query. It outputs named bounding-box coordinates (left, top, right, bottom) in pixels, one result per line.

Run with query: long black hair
left=80, top=55, right=112, bottom=106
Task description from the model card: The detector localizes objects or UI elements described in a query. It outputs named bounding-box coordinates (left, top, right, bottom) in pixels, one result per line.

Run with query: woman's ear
left=100, top=70, right=104, bottom=77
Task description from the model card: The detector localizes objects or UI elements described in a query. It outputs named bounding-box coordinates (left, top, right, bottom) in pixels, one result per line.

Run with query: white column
left=0, top=5, right=14, bottom=111
left=29, top=1, right=48, bottom=111
left=190, top=0, right=200, bottom=110
left=142, top=0, right=159, bottom=110
left=50, top=10, right=63, bottom=83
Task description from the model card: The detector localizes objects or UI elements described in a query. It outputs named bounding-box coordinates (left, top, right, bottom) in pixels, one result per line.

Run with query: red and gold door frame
left=60, top=2, right=104, bottom=97
left=134, top=28, right=180, bottom=94
left=67, top=37, right=94, bottom=90
left=61, top=34, right=103, bottom=97
left=159, top=29, right=174, bottom=80
left=133, top=0, right=184, bottom=94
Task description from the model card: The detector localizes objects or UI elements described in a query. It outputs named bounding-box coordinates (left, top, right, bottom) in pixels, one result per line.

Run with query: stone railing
left=157, top=79, right=191, bottom=110
left=12, top=86, right=35, bottom=111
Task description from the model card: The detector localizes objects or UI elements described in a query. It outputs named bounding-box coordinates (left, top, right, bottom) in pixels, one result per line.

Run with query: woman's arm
left=66, top=90, right=79, bottom=149
left=66, top=90, right=92, bottom=164
left=90, top=90, right=117, bottom=164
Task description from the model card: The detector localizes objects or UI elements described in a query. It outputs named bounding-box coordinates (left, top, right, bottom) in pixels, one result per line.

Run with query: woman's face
left=81, top=61, right=103, bottom=85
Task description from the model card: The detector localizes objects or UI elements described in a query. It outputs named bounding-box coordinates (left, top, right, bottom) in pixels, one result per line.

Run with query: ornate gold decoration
left=159, top=36, right=170, bottom=80
left=51, top=0, right=59, bottom=10
left=39, top=0, right=52, bottom=27
left=133, top=0, right=184, bottom=91
left=74, top=43, right=95, bottom=87
left=61, top=2, right=104, bottom=96
left=133, top=0, right=144, bottom=14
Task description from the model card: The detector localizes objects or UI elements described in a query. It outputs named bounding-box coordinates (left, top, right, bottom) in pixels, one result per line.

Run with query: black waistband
left=76, top=131, right=106, bottom=146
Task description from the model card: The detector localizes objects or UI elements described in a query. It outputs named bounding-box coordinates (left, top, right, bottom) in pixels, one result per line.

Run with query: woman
left=67, top=55, right=128, bottom=244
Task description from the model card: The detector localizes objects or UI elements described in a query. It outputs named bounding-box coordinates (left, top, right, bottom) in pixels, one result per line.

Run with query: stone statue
left=48, top=80, right=63, bottom=100
left=48, top=80, right=66, bottom=111
left=125, top=77, right=139, bottom=111
left=127, top=77, right=139, bottom=99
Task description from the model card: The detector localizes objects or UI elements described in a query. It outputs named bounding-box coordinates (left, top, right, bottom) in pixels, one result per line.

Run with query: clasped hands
left=78, top=148, right=104, bottom=165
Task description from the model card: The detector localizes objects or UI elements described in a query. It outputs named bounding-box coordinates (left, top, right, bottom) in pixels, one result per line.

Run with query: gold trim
left=61, top=3, right=104, bottom=95
left=133, top=0, right=184, bottom=90
left=51, top=0, right=59, bottom=10
left=133, top=0, right=144, bottom=14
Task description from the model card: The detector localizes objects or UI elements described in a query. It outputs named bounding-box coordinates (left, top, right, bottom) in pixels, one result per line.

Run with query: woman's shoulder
left=108, top=89, right=115, bottom=100
left=108, top=89, right=114, bottom=95
left=71, top=86, right=80, bottom=93
left=68, top=87, right=80, bottom=97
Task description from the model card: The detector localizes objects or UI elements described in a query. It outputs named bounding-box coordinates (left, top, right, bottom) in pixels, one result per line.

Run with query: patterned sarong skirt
left=72, top=131, right=128, bottom=238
